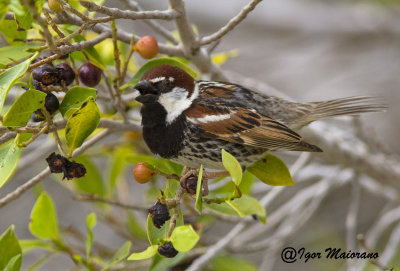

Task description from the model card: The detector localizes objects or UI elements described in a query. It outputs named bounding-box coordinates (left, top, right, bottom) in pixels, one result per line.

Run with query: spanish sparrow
left=134, top=64, right=385, bottom=170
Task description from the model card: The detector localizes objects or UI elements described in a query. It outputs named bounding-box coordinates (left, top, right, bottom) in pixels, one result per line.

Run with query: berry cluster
left=46, top=152, right=86, bottom=180
left=30, top=60, right=102, bottom=121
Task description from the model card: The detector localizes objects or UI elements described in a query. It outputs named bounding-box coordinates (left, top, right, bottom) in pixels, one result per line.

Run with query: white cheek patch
left=158, top=85, right=199, bottom=124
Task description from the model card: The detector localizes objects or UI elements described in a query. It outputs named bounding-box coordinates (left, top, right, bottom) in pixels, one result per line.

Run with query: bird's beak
left=134, top=80, right=158, bottom=104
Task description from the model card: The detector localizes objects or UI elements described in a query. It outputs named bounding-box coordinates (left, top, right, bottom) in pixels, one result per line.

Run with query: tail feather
left=305, top=96, right=387, bottom=122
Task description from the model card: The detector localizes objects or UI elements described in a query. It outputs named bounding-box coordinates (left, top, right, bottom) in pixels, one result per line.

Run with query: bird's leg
left=180, top=168, right=198, bottom=188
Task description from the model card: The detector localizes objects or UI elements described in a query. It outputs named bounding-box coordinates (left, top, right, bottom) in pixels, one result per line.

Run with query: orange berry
left=133, top=162, right=155, bottom=184
left=48, top=0, right=63, bottom=13
left=134, top=36, right=159, bottom=59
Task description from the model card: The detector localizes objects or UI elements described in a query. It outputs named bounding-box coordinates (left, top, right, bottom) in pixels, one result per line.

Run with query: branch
left=186, top=222, right=247, bottom=271
left=73, top=194, right=148, bottom=211
left=52, top=12, right=183, bottom=57
left=79, top=1, right=180, bottom=20
left=196, top=0, right=262, bottom=46
left=0, top=129, right=112, bottom=209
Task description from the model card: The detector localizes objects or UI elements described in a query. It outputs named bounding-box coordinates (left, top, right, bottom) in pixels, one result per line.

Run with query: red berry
left=134, top=36, right=159, bottom=59
left=133, top=162, right=155, bottom=184
left=78, top=63, right=102, bottom=87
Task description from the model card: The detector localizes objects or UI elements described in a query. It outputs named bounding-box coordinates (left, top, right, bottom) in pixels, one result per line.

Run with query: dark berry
left=32, top=79, right=45, bottom=92
left=64, top=161, right=86, bottom=180
left=32, top=64, right=60, bottom=85
left=46, top=152, right=67, bottom=173
left=78, top=63, right=102, bottom=87
left=181, top=174, right=197, bottom=195
left=31, top=110, right=45, bottom=122
left=148, top=200, right=170, bottom=228
left=44, top=92, right=59, bottom=114
left=158, top=242, right=178, bottom=258
left=56, top=63, right=75, bottom=85
left=45, top=152, right=86, bottom=180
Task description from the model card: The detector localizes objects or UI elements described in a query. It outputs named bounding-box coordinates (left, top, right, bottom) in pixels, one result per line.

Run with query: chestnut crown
left=139, top=64, right=195, bottom=96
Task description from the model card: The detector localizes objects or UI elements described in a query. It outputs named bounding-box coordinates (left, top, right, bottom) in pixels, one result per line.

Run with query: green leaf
left=128, top=245, right=158, bottom=261
left=0, top=57, right=31, bottom=113
left=211, top=49, right=239, bottom=66
left=110, top=241, right=132, bottom=263
left=211, top=254, right=258, bottom=271
left=147, top=207, right=183, bottom=246
left=125, top=57, right=198, bottom=88
left=226, top=195, right=266, bottom=224
left=73, top=156, right=105, bottom=196
left=0, top=19, right=27, bottom=43
left=195, top=165, right=203, bottom=214
left=204, top=201, right=240, bottom=217
left=170, top=225, right=199, bottom=252
left=59, top=86, right=97, bottom=117
left=108, top=146, right=129, bottom=192
left=10, top=0, right=33, bottom=30
left=65, top=97, right=100, bottom=156
left=0, top=44, right=39, bottom=68
left=0, top=136, right=24, bottom=188
left=4, top=254, right=21, bottom=271
left=86, top=213, right=97, bottom=260
left=222, top=149, right=242, bottom=186
left=0, top=225, right=22, bottom=271
left=29, top=191, right=59, bottom=239
left=73, top=35, right=107, bottom=71
left=149, top=253, right=187, bottom=271
left=164, top=179, right=180, bottom=198
left=247, top=154, right=294, bottom=186
left=2, top=89, right=46, bottom=127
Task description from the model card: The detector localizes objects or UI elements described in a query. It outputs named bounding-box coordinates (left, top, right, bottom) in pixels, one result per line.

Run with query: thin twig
left=167, top=187, right=185, bottom=237
left=0, top=130, right=113, bottom=209
left=73, top=194, right=148, bottom=211
left=196, top=0, right=262, bottom=46
left=79, top=1, right=180, bottom=21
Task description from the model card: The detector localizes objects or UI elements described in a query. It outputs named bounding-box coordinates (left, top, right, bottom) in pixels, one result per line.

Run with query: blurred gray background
left=1, top=0, right=399, bottom=270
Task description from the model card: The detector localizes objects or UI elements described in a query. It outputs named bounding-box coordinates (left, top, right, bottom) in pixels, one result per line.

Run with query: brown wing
left=185, top=102, right=322, bottom=152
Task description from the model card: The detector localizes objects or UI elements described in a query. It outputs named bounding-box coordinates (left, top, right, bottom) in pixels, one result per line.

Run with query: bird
left=134, top=64, right=386, bottom=170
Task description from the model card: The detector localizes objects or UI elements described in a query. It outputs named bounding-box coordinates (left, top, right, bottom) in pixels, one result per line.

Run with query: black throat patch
left=140, top=103, right=186, bottom=158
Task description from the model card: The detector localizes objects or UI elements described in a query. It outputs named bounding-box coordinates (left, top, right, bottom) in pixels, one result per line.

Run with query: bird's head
left=134, top=64, right=198, bottom=124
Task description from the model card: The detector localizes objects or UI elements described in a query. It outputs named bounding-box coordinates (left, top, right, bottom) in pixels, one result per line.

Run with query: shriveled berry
left=134, top=35, right=159, bottom=59
left=48, top=0, right=63, bottom=12
left=148, top=200, right=170, bottom=228
left=133, top=162, right=155, bottom=184
left=32, top=79, right=45, bottom=92
left=32, top=64, right=60, bottom=85
left=158, top=242, right=178, bottom=258
left=181, top=174, right=197, bottom=195
left=64, top=161, right=86, bottom=180
left=44, top=92, right=59, bottom=114
left=31, top=109, right=45, bottom=122
left=78, top=63, right=102, bottom=87
left=56, top=63, right=75, bottom=85
left=46, top=152, right=67, bottom=173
